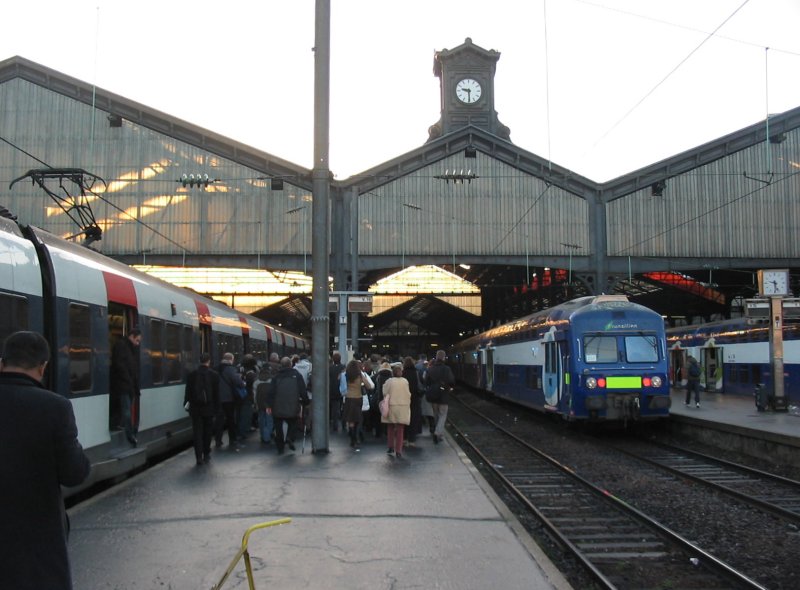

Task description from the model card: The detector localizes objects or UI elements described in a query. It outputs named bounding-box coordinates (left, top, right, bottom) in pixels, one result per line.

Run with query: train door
left=476, top=346, right=484, bottom=388
left=107, top=302, right=138, bottom=430
left=543, top=329, right=562, bottom=408
left=486, top=347, right=495, bottom=391
left=669, top=346, right=686, bottom=387
left=701, top=345, right=722, bottom=392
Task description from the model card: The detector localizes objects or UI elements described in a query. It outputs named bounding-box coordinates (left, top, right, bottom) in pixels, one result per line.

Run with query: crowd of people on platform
left=183, top=347, right=455, bottom=463
left=0, top=326, right=456, bottom=589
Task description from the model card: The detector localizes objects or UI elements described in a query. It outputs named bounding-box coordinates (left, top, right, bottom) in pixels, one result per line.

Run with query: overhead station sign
left=347, top=295, right=373, bottom=313
left=329, top=292, right=373, bottom=314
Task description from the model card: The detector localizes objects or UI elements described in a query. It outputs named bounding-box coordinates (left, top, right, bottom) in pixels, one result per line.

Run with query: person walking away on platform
left=416, top=354, right=435, bottom=434
left=295, top=352, right=313, bottom=438
left=686, top=355, right=702, bottom=408
left=184, top=353, right=220, bottom=465
left=424, top=349, right=455, bottom=444
left=238, top=354, right=258, bottom=440
left=357, top=356, right=376, bottom=441
left=110, top=327, right=142, bottom=447
left=341, top=359, right=374, bottom=450
left=402, top=356, right=423, bottom=446
left=293, top=352, right=312, bottom=390
left=370, top=361, right=393, bottom=439
left=328, top=351, right=345, bottom=433
left=255, top=363, right=274, bottom=445
left=382, top=363, right=412, bottom=458
left=215, top=352, right=245, bottom=449
left=0, top=331, right=91, bottom=590
left=266, top=357, right=309, bottom=454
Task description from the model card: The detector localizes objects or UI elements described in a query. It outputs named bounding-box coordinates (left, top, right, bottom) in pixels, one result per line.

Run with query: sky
left=2, top=0, right=799, bottom=182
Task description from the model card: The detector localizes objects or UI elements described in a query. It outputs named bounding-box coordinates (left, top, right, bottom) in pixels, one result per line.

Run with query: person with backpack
left=685, top=355, right=702, bottom=408
left=266, top=357, right=309, bottom=454
left=184, top=353, right=220, bottom=465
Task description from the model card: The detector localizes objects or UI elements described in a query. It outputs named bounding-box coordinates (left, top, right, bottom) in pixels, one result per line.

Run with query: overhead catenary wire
left=580, top=0, right=753, bottom=164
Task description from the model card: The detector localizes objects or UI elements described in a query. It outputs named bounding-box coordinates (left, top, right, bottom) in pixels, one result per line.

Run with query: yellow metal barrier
left=211, top=518, right=292, bottom=590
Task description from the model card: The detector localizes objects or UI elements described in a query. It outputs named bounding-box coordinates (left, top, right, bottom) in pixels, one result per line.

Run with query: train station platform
left=667, top=389, right=800, bottom=469
left=66, top=428, right=573, bottom=590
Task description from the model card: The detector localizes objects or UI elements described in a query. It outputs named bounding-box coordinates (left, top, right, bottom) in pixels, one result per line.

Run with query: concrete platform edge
left=447, top=433, right=574, bottom=590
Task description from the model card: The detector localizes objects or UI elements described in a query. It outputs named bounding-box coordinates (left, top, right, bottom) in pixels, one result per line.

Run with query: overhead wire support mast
left=9, top=168, right=106, bottom=245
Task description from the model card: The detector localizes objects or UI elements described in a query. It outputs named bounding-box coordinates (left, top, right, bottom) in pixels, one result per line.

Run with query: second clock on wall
left=455, top=78, right=482, bottom=104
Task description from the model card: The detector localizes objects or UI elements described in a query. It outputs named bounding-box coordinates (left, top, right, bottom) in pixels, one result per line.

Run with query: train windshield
left=583, top=334, right=659, bottom=363
left=625, top=334, right=659, bottom=362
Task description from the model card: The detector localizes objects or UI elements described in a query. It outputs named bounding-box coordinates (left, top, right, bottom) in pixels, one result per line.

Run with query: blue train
left=451, top=295, right=671, bottom=422
left=666, top=318, right=800, bottom=404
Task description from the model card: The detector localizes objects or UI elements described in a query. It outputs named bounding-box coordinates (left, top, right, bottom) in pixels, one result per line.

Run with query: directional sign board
left=347, top=295, right=373, bottom=313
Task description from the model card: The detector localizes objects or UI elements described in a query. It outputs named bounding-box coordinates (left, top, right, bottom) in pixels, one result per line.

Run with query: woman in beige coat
left=381, top=364, right=411, bottom=458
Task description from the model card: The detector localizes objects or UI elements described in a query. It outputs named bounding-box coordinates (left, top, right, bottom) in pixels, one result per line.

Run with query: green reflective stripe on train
left=605, top=376, right=642, bottom=389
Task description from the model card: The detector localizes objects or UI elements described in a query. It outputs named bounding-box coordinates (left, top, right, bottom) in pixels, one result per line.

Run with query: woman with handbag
left=380, top=364, right=411, bottom=458
left=340, top=359, right=374, bottom=450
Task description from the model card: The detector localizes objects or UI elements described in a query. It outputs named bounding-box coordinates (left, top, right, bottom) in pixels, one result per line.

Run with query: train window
left=68, top=303, right=92, bottom=394
left=624, top=335, right=659, bottom=363
left=150, top=319, right=164, bottom=384
left=165, top=322, right=182, bottom=383
left=751, top=364, right=761, bottom=385
left=250, top=338, right=268, bottom=366
left=0, top=293, right=28, bottom=347
left=583, top=335, right=618, bottom=363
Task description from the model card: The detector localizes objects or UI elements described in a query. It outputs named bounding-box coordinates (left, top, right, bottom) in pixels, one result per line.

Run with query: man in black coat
left=266, top=357, right=309, bottom=454
left=184, top=352, right=220, bottom=465
left=424, top=349, right=455, bottom=444
left=0, top=331, right=91, bottom=590
left=110, top=328, right=142, bottom=446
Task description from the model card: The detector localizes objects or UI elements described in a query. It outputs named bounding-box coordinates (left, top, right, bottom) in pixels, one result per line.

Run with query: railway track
left=610, top=441, right=800, bottom=525
left=447, top=396, right=767, bottom=590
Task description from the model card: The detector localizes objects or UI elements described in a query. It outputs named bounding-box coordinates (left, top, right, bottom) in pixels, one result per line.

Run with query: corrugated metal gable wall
left=0, top=79, right=311, bottom=257
left=358, top=153, right=590, bottom=256
left=607, top=127, right=800, bottom=258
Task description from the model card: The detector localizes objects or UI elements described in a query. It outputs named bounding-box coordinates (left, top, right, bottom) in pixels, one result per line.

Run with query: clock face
left=761, top=270, right=789, bottom=295
left=455, top=78, right=482, bottom=104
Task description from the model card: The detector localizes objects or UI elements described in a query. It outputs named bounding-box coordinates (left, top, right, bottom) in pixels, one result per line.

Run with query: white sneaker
left=696, top=403, right=700, bottom=408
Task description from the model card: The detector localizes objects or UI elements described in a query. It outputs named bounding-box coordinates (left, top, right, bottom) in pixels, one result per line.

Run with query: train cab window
left=165, top=322, right=182, bottom=383
left=0, top=293, right=28, bottom=346
left=624, top=335, right=659, bottom=363
left=69, top=303, right=92, bottom=393
left=583, top=335, right=618, bottom=363
left=150, top=319, right=164, bottom=384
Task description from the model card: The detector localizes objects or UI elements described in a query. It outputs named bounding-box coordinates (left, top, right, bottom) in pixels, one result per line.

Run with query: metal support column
left=310, top=0, right=331, bottom=453
left=768, top=296, right=787, bottom=411
left=349, top=187, right=360, bottom=356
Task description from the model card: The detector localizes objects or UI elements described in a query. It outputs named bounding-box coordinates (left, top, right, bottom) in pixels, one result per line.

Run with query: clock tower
left=428, top=37, right=510, bottom=141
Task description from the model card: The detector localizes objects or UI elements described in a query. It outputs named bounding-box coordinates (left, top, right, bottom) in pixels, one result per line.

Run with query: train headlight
left=643, top=377, right=652, bottom=387
left=586, top=377, right=597, bottom=389
left=651, top=375, right=663, bottom=388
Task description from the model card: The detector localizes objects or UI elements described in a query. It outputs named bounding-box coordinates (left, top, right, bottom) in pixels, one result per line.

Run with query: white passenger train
left=0, top=215, right=308, bottom=494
